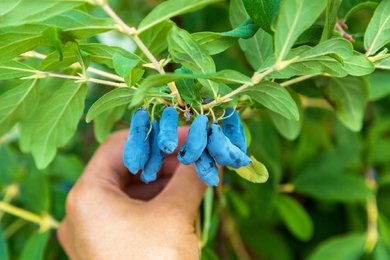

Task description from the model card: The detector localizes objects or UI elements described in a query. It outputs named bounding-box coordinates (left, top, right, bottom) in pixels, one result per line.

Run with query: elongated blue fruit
left=157, top=106, right=178, bottom=154
left=207, top=123, right=251, bottom=168
left=195, top=149, right=219, bottom=186
left=123, top=108, right=150, bottom=174
left=222, top=108, right=247, bottom=153
left=178, top=114, right=209, bottom=165
left=141, top=120, right=165, bottom=183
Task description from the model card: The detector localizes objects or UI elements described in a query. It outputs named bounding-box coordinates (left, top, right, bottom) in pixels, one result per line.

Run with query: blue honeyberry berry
left=194, top=149, right=219, bottom=186
left=157, top=106, right=178, bottom=154
left=141, top=120, right=165, bottom=183
left=178, top=114, right=209, bottom=165
left=207, top=123, right=251, bottom=168
left=123, top=108, right=151, bottom=174
left=222, top=107, right=247, bottom=153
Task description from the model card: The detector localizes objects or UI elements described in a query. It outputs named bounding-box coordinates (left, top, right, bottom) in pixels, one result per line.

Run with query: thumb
left=154, top=163, right=208, bottom=219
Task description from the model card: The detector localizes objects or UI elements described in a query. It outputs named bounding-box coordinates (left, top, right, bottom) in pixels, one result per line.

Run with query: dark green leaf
left=137, top=0, right=223, bottom=34
left=269, top=89, right=303, bottom=140
left=364, top=0, right=390, bottom=56
left=0, top=145, right=20, bottom=185
left=192, top=18, right=259, bottom=55
left=227, top=189, right=250, bottom=218
left=0, top=79, right=40, bottom=137
left=307, top=233, right=366, bottom=260
left=275, top=194, right=313, bottom=241
left=0, top=229, right=8, bottom=260
left=86, top=88, right=135, bottom=123
left=233, top=156, right=269, bottom=183
left=30, top=82, right=88, bottom=169
left=338, top=0, right=380, bottom=19
left=242, top=0, right=283, bottom=34
left=366, top=70, right=390, bottom=100
left=273, top=0, right=326, bottom=61
left=241, top=81, right=299, bottom=120
left=19, top=231, right=50, bottom=260
left=230, top=0, right=273, bottom=70
left=344, top=2, right=379, bottom=21
left=319, top=77, right=368, bottom=132
left=50, top=154, right=84, bottom=184
left=293, top=174, right=372, bottom=202
left=93, top=105, right=126, bottom=143
left=19, top=163, right=51, bottom=214
left=378, top=212, right=390, bottom=246
left=320, top=0, right=342, bottom=42
left=174, top=67, right=200, bottom=105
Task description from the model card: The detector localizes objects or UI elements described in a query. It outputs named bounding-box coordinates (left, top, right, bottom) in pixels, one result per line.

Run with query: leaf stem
left=86, top=77, right=127, bottom=88
left=0, top=184, right=19, bottom=221
left=202, top=67, right=274, bottom=110
left=0, top=202, right=59, bottom=231
left=280, top=74, right=315, bottom=87
left=101, top=3, right=185, bottom=106
left=364, top=167, right=378, bottom=253
left=277, top=183, right=295, bottom=193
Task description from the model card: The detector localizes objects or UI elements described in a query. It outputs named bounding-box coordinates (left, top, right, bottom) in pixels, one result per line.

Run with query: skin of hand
left=57, top=126, right=210, bottom=260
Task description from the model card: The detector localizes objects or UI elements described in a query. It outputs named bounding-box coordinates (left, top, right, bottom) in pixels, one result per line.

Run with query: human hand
left=57, top=127, right=210, bottom=260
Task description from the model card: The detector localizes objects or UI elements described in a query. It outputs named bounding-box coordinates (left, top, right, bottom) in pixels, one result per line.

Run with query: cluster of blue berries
left=123, top=107, right=251, bottom=186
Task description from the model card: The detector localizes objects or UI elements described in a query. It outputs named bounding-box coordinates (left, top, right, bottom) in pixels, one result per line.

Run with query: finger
left=57, top=219, right=78, bottom=260
left=154, top=163, right=208, bottom=219
left=81, top=129, right=130, bottom=189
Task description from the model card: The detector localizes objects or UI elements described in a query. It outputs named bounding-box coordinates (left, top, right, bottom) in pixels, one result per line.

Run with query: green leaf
left=319, top=77, right=368, bottom=132
left=320, top=0, right=342, bottom=42
left=174, top=67, right=200, bottom=105
left=233, top=156, right=269, bottom=183
left=137, top=0, right=223, bottom=34
left=293, top=174, right=372, bottom=202
left=242, top=0, right=283, bottom=34
left=30, top=82, right=88, bottom=169
left=136, top=20, right=173, bottom=59
left=168, top=26, right=218, bottom=95
left=113, top=53, right=139, bottom=77
left=364, top=0, right=390, bottom=56
left=269, top=89, right=303, bottom=140
left=19, top=231, right=50, bottom=260
left=343, top=51, right=375, bottom=76
left=50, top=154, right=84, bottom=184
left=0, top=61, right=36, bottom=80
left=40, top=43, right=142, bottom=71
left=307, top=233, right=367, bottom=260
left=0, top=10, right=115, bottom=63
left=230, top=0, right=273, bottom=70
left=366, top=70, right=390, bottom=100
left=273, top=0, right=326, bottom=61
left=343, top=2, right=379, bottom=21
left=0, top=79, right=40, bottom=137
left=378, top=212, right=390, bottom=246
left=338, top=0, right=380, bottom=19
left=86, top=88, right=135, bottom=123
left=0, top=0, right=85, bottom=28
left=42, top=26, right=63, bottom=61
left=93, top=105, right=126, bottom=143
left=19, top=162, right=51, bottom=214
left=0, top=229, right=8, bottom=260
left=275, top=194, right=313, bottom=241
left=374, top=55, right=390, bottom=70
left=241, top=81, right=299, bottom=121
left=227, top=189, right=250, bottom=218
left=131, top=71, right=252, bottom=108
left=0, top=145, right=20, bottom=187
left=193, top=18, right=259, bottom=55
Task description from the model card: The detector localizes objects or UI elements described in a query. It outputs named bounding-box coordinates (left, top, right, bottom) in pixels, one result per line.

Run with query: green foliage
left=1, top=0, right=390, bottom=259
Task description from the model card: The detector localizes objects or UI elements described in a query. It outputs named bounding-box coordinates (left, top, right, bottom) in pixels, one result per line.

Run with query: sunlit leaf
left=233, top=156, right=269, bottom=183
